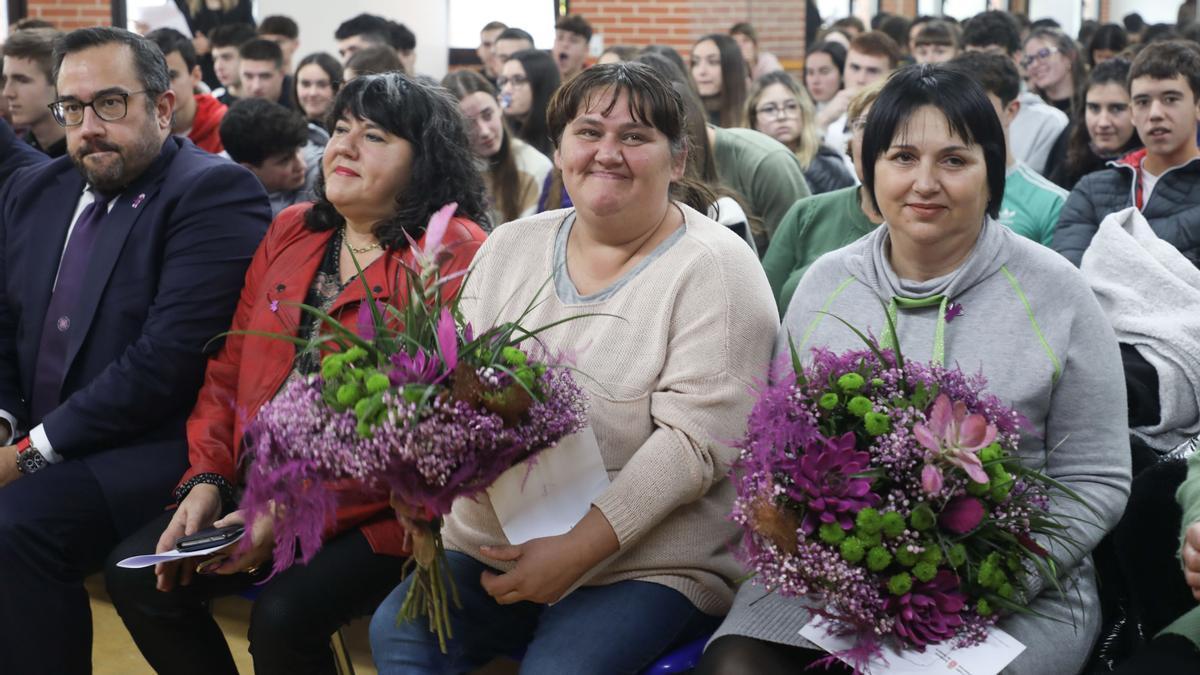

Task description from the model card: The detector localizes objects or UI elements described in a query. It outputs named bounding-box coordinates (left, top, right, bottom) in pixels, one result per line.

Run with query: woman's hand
left=206, top=508, right=275, bottom=576
left=154, top=483, right=222, bottom=592
left=478, top=507, right=619, bottom=605
left=1183, top=522, right=1200, bottom=601
left=390, top=492, right=438, bottom=557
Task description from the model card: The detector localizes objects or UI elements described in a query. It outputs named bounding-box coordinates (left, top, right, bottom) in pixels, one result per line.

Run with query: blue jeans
left=369, top=551, right=721, bottom=674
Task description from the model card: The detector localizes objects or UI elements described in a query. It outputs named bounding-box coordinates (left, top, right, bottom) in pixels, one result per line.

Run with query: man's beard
left=70, top=122, right=163, bottom=193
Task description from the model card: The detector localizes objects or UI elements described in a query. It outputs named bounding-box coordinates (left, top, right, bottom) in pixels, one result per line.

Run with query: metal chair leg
left=332, top=626, right=356, bottom=675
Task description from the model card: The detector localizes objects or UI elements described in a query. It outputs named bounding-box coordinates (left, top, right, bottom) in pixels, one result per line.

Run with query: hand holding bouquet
left=734, top=334, right=1090, bottom=670
left=237, top=204, right=589, bottom=650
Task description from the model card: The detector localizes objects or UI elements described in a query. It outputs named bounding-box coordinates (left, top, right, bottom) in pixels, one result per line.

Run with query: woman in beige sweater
left=368, top=62, right=780, bottom=673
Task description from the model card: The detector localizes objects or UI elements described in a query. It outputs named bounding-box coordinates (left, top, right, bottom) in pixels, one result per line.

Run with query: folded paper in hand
left=115, top=531, right=245, bottom=569
left=487, top=426, right=610, bottom=545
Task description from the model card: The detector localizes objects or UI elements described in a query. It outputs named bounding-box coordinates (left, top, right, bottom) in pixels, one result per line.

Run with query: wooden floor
left=89, top=575, right=518, bottom=674
left=88, top=574, right=378, bottom=675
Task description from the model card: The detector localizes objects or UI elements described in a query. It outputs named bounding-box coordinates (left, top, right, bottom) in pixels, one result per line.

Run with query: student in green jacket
left=946, top=52, right=1068, bottom=247
left=761, top=81, right=884, bottom=315
left=1110, top=448, right=1200, bottom=672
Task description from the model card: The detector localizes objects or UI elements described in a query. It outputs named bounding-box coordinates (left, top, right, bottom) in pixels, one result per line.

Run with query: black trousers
left=0, top=459, right=120, bottom=675
left=1111, top=457, right=1193, bottom=638
left=105, top=509, right=407, bottom=675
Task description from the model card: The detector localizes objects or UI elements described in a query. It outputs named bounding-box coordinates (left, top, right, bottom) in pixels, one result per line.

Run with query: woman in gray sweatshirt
left=698, top=65, right=1131, bottom=675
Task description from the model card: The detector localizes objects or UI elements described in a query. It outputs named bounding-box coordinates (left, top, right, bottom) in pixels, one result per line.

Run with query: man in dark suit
left=0, top=27, right=271, bottom=673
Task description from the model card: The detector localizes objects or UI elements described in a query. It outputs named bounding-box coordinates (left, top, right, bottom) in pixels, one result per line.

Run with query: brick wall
left=25, top=0, right=113, bottom=31
left=571, top=0, right=808, bottom=64
left=878, top=0, right=916, bottom=17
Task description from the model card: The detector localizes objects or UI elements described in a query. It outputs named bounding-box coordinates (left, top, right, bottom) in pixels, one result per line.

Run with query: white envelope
left=116, top=532, right=245, bottom=569
left=800, top=616, right=1026, bottom=675
left=487, top=427, right=610, bottom=545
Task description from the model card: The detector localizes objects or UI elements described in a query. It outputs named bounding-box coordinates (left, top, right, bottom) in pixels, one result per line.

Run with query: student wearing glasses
left=760, top=82, right=885, bottom=313
left=746, top=71, right=854, bottom=196
left=1022, top=29, right=1086, bottom=117
left=961, top=11, right=1068, bottom=176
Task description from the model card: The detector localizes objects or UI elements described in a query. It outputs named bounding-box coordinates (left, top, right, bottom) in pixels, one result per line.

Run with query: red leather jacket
left=179, top=203, right=487, bottom=556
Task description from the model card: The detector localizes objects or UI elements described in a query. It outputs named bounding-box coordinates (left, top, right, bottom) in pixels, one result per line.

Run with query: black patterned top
left=293, top=227, right=357, bottom=377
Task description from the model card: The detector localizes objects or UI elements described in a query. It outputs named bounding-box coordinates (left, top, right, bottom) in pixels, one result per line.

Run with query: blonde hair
left=745, top=72, right=821, bottom=169
left=187, top=0, right=238, bottom=15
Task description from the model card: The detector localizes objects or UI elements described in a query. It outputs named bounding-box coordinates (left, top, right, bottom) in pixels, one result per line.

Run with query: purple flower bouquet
left=733, top=335, right=1085, bottom=671
left=236, top=204, right=589, bottom=651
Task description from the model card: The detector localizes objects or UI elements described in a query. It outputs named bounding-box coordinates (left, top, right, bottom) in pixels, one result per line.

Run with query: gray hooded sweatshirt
left=711, top=217, right=1131, bottom=674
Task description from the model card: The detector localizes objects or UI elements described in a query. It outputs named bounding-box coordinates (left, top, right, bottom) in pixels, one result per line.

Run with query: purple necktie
left=29, top=190, right=113, bottom=425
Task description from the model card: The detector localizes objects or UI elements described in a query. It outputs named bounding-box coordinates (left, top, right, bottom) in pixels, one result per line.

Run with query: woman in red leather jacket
left=104, top=73, right=490, bottom=675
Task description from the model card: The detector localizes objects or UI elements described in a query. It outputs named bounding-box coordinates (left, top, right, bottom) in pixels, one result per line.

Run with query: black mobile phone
left=175, top=524, right=245, bottom=552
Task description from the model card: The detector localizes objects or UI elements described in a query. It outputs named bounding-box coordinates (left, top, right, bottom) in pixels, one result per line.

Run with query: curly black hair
left=305, top=72, right=490, bottom=247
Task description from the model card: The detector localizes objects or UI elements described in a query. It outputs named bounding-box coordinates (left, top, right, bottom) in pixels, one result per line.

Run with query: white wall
left=1107, top=0, right=1183, bottom=27
left=447, top=0, right=555, bottom=49
left=255, top=0, right=451, bottom=79
left=1027, top=0, right=1083, bottom=37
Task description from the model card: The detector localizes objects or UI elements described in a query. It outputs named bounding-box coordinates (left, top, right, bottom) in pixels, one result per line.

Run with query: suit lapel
left=63, top=140, right=177, bottom=371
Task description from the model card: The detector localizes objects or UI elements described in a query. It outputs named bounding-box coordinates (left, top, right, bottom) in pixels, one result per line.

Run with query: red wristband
left=15, top=437, right=30, bottom=454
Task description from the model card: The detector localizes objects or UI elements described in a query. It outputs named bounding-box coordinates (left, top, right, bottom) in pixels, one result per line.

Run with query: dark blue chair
left=643, top=636, right=711, bottom=673
left=508, top=632, right=711, bottom=673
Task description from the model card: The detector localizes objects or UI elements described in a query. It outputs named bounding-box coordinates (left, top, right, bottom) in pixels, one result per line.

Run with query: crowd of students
left=1, top=3, right=1199, bottom=673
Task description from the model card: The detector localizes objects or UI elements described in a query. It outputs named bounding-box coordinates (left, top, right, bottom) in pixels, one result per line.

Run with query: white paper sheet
left=115, top=532, right=245, bottom=569
left=487, top=427, right=610, bottom=545
left=799, top=616, right=1026, bottom=675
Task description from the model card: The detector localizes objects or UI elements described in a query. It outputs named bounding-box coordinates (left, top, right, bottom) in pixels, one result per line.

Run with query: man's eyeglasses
left=1021, top=47, right=1059, bottom=69
left=496, top=75, right=529, bottom=88
left=755, top=101, right=801, bottom=119
left=48, top=91, right=149, bottom=127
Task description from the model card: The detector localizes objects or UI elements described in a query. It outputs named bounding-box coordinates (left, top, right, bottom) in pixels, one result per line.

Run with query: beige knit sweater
left=444, top=204, right=779, bottom=614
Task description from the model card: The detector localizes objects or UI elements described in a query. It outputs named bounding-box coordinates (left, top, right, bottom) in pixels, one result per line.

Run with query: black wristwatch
left=15, top=437, right=48, bottom=475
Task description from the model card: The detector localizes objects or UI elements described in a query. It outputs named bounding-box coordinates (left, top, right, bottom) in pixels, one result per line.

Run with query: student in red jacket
left=149, top=28, right=228, bottom=154
left=104, top=72, right=490, bottom=675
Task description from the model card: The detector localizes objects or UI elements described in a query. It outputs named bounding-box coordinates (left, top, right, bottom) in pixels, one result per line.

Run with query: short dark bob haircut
left=861, top=64, right=1006, bottom=220
left=306, top=72, right=489, bottom=244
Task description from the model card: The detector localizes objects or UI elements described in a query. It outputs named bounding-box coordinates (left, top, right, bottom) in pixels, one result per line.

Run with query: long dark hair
left=508, top=49, right=560, bottom=156
left=305, top=72, right=489, bottom=246
left=1086, top=23, right=1128, bottom=67
left=442, top=69, right=525, bottom=223
left=634, top=52, right=759, bottom=236
left=546, top=62, right=716, bottom=214
left=1063, top=58, right=1141, bottom=187
left=294, top=52, right=343, bottom=125
left=806, top=41, right=846, bottom=93
left=692, top=33, right=748, bottom=128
